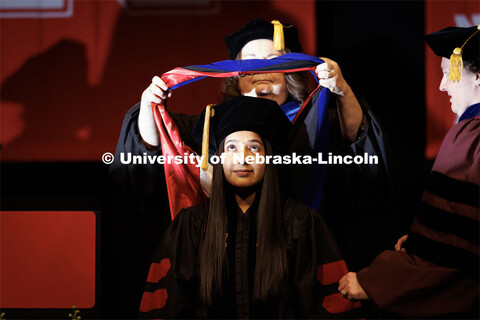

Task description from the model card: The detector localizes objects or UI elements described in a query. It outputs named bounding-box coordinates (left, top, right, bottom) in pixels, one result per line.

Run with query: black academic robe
left=357, top=112, right=480, bottom=318
left=139, top=197, right=361, bottom=319
left=109, top=97, right=397, bottom=271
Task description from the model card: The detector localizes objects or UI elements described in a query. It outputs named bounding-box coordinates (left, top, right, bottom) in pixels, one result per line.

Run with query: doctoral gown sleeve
left=109, top=102, right=199, bottom=215
left=346, top=96, right=396, bottom=209
left=324, top=96, right=398, bottom=271
left=284, top=199, right=362, bottom=319
left=139, top=204, right=205, bottom=319
left=356, top=118, right=480, bottom=318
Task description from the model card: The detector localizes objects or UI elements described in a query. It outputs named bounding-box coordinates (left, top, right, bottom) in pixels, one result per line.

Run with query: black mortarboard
left=192, top=96, right=292, bottom=169
left=425, top=25, right=480, bottom=81
left=224, top=18, right=303, bottom=59
left=425, top=25, right=479, bottom=60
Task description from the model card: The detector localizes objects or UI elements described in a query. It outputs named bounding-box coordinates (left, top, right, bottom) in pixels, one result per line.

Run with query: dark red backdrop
left=1, top=0, right=316, bottom=161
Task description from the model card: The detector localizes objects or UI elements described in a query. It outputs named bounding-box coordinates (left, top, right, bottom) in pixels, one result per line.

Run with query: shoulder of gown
left=283, top=197, right=345, bottom=264
left=433, top=116, right=480, bottom=185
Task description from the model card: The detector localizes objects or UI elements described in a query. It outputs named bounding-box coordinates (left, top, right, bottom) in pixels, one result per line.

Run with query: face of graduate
left=439, top=57, right=480, bottom=117
left=237, top=39, right=289, bottom=106
left=222, top=131, right=266, bottom=190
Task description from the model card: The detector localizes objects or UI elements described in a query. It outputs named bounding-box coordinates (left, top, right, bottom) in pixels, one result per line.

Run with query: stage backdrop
left=425, top=0, right=480, bottom=158
left=0, top=0, right=316, bottom=161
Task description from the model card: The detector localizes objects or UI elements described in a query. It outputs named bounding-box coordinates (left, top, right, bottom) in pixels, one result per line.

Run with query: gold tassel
left=448, top=47, right=463, bottom=82
left=449, top=24, right=480, bottom=82
left=201, top=104, right=215, bottom=171
left=271, top=20, right=285, bottom=51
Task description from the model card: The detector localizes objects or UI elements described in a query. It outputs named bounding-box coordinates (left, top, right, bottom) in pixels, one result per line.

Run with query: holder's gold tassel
left=449, top=25, right=480, bottom=82
left=448, top=47, right=463, bottom=82
left=271, top=20, right=285, bottom=51
left=201, top=104, right=215, bottom=171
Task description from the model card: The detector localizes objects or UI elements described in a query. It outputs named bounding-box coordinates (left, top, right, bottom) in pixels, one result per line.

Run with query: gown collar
left=280, top=100, right=301, bottom=123
left=459, top=103, right=480, bottom=122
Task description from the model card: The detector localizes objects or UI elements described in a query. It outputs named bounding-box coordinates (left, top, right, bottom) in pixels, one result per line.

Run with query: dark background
left=1, top=1, right=436, bottom=318
left=316, top=0, right=430, bottom=236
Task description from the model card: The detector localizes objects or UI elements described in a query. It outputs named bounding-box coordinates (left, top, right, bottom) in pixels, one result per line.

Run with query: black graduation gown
left=139, top=197, right=361, bottom=319
left=109, top=97, right=396, bottom=271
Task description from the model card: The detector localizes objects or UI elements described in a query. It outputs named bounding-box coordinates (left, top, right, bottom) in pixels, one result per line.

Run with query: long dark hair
left=199, top=139, right=287, bottom=305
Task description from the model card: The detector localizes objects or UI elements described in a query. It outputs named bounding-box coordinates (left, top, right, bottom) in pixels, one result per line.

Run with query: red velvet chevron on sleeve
left=139, top=258, right=171, bottom=313
left=316, top=260, right=362, bottom=314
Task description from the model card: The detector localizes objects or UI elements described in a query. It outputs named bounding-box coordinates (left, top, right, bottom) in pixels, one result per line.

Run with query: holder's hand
left=395, top=234, right=408, bottom=252
left=138, top=76, right=172, bottom=148
left=338, top=272, right=369, bottom=300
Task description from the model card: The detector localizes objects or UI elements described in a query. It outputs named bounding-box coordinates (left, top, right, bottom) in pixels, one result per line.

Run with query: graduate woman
left=138, top=96, right=360, bottom=319
left=338, top=25, right=480, bottom=318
